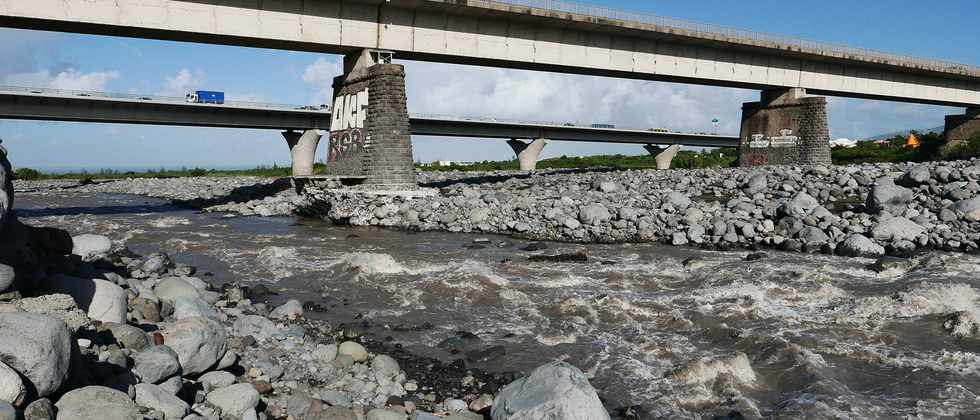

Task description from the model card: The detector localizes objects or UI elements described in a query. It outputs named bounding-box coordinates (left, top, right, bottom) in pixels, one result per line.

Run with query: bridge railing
left=471, top=0, right=980, bottom=76
left=0, top=85, right=328, bottom=112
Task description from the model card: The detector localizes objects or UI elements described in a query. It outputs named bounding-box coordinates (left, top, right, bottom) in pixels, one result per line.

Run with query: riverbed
left=15, top=189, right=980, bottom=418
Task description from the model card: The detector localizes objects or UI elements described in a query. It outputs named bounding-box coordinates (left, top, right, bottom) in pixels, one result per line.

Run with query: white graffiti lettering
left=330, top=88, right=370, bottom=132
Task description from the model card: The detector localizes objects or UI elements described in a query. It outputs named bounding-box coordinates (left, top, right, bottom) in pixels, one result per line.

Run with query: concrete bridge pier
left=282, top=129, right=324, bottom=176
left=324, top=49, right=416, bottom=187
left=943, top=107, right=980, bottom=153
left=644, top=144, right=680, bottom=169
left=508, top=138, right=548, bottom=171
left=738, top=88, right=830, bottom=167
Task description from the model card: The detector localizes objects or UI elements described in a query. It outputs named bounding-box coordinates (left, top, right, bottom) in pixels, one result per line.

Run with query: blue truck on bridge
left=185, top=90, right=224, bottom=104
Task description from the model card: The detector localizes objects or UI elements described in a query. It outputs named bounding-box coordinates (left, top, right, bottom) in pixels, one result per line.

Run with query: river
left=15, top=190, right=980, bottom=418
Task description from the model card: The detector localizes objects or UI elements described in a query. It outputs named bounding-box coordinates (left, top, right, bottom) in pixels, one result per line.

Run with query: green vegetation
left=831, top=131, right=947, bottom=165
left=419, top=148, right=739, bottom=172
left=12, top=167, right=42, bottom=180
left=946, top=132, right=980, bottom=161
left=23, top=163, right=323, bottom=180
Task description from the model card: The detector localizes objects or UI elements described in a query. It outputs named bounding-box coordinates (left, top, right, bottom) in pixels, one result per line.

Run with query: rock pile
left=303, top=160, right=980, bottom=257
left=2, top=163, right=609, bottom=419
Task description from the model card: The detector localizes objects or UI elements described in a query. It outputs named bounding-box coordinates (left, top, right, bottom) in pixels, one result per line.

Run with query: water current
left=15, top=190, right=980, bottom=418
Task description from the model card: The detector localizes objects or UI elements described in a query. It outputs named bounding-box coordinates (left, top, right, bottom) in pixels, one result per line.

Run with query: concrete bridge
left=0, top=86, right=735, bottom=171
left=1, top=0, right=978, bottom=185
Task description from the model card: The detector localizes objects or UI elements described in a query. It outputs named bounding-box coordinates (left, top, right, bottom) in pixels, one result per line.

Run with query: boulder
left=153, top=277, right=201, bottom=304
left=338, top=341, right=368, bottom=362
left=744, top=173, right=767, bottom=194
left=0, top=360, right=25, bottom=406
left=70, top=234, right=112, bottom=260
left=46, top=274, right=127, bottom=324
left=779, top=192, right=819, bottom=218
left=134, top=383, right=189, bottom=420
left=866, top=178, right=913, bottom=215
left=578, top=204, right=611, bottom=226
left=132, top=346, right=181, bottom=384
left=100, top=322, right=149, bottom=351
left=171, top=296, right=221, bottom=321
left=233, top=315, right=279, bottom=342
left=871, top=217, right=926, bottom=242
left=0, top=264, right=12, bottom=293
left=0, top=294, right=89, bottom=333
left=206, top=383, right=259, bottom=418
left=491, top=361, right=609, bottom=420
left=160, top=317, right=227, bottom=375
left=665, top=192, right=692, bottom=209
left=55, top=386, right=139, bottom=420
left=23, top=398, right=55, bottom=420
left=269, top=299, right=304, bottom=320
left=898, top=165, right=931, bottom=186
left=953, top=197, right=980, bottom=222
left=0, top=401, right=11, bottom=420
left=836, top=234, right=886, bottom=258
left=0, top=313, right=71, bottom=397
left=198, top=371, right=236, bottom=393
left=371, top=354, right=400, bottom=379
left=0, top=150, right=11, bottom=232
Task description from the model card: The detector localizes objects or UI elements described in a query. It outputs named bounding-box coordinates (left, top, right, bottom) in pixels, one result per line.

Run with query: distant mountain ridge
left=866, top=126, right=944, bottom=141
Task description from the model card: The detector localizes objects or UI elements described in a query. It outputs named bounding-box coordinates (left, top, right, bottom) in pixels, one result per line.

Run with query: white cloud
left=301, top=57, right=342, bottom=105
left=403, top=61, right=754, bottom=135
left=3, top=68, right=120, bottom=91
left=157, top=68, right=206, bottom=96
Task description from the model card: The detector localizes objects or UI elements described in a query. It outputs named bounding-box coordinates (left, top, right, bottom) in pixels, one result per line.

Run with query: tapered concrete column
left=282, top=129, right=324, bottom=177
left=645, top=144, right=680, bottom=169
left=943, top=107, right=980, bottom=153
left=508, top=138, right=548, bottom=171
left=739, top=88, right=830, bottom=167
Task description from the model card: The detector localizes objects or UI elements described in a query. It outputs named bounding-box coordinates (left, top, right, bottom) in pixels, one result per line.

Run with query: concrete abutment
left=508, top=138, right=548, bottom=171
left=943, top=107, right=980, bottom=153
left=282, top=129, right=324, bottom=177
left=324, top=50, right=416, bottom=188
left=739, top=88, right=831, bottom=167
left=644, top=144, right=680, bottom=169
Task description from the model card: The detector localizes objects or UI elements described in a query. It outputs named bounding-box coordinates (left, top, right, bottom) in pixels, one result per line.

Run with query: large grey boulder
left=46, top=274, right=127, bottom=324
left=491, top=361, right=609, bottom=420
left=779, top=192, right=819, bottom=218
left=953, top=197, right=980, bottom=222
left=206, top=383, right=259, bottom=418
left=836, top=234, right=886, bottom=258
left=153, top=277, right=201, bottom=304
left=578, top=204, right=611, bottom=226
left=744, top=173, right=767, bottom=195
left=866, top=178, right=913, bottom=215
left=70, top=234, right=112, bottom=260
left=134, top=383, right=189, bottom=420
left=0, top=400, right=12, bottom=420
left=898, top=165, right=931, bottom=186
left=0, top=360, right=25, bottom=406
left=132, top=346, right=181, bottom=384
left=160, top=317, right=227, bottom=375
left=0, top=313, right=71, bottom=397
left=55, top=386, right=139, bottom=420
left=665, top=192, right=692, bottom=209
left=872, top=217, right=926, bottom=242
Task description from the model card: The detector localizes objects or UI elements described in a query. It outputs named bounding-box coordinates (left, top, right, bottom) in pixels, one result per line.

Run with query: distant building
left=425, top=160, right=475, bottom=167
left=830, top=138, right=857, bottom=148
left=905, top=133, right=921, bottom=149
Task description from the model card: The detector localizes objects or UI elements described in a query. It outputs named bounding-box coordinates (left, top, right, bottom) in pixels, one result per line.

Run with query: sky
left=0, top=0, right=977, bottom=172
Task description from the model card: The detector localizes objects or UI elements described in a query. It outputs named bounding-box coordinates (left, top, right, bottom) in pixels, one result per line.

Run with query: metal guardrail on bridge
left=472, top=0, right=980, bottom=76
left=0, top=85, right=327, bottom=112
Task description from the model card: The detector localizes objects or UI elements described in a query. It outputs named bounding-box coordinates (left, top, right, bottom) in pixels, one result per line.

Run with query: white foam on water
left=337, top=252, right=448, bottom=276
left=149, top=216, right=191, bottom=228
left=845, top=282, right=980, bottom=326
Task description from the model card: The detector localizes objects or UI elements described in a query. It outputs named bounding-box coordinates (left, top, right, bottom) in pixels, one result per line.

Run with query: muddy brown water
left=14, top=191, right=980, bottom=418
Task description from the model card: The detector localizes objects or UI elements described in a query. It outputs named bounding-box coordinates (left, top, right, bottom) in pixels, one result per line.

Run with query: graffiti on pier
left=328, top=88, right=369, bottom=162
left=749, top=129, right=799, bottom=149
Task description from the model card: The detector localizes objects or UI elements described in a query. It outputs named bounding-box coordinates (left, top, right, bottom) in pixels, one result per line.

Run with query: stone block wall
left=325, top=62, right=416, bottom=187
left=944, top=108, right=980, bottom=152
left=739, top=89, right=831, bottom=167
